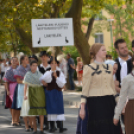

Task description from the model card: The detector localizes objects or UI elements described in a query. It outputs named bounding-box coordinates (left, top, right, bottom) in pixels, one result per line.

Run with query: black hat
left=39, top=51, right=48, bottom=57
left=48, top=56, right=59, bottom=64
left=29, top=55, right=38, bottom=62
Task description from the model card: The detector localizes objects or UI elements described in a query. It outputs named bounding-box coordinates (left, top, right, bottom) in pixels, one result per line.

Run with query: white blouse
left=40, top=68, right=66, bottom=88
left=114, top=70, right=134, bottom=120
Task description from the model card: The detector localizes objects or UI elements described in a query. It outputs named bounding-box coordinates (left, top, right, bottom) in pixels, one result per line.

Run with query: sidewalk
left=63, top=90, right=81, bottom=108
left=0, top=86, right=5, bottom=105
left=0, top=86, right=78, bottom=134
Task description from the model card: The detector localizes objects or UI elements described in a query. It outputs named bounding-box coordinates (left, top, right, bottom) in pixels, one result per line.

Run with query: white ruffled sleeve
left=56, top=71, right=66, bottom=88
left=114, top=77, right=129, bottom=120
left=39, top=71, right=52, bottom=83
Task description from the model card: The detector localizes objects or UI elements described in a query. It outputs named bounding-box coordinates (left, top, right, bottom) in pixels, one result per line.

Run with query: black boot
left=43, top=116, right=49, bottom=130
left=57, top=121, right=67, bottom=133
left=36, top=116, right=40, bottom=124
left=49, top=121, right=57, bottom=133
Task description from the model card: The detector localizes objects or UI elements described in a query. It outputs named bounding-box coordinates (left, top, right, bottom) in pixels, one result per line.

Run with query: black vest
left=38, top=64, right=51, bottom=75
left=47, top=71, right=62, bottom=91
left=115, top=58, right=132, bottom=87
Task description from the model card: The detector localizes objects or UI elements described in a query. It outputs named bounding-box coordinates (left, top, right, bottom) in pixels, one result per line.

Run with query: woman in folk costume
left=38, top=51, right=51, bottom=130
left=113, top=55, right=134, bottom=134
left=21, top=60, right=46, bottom=134
left=79, top=43, right=121, bottom=134
left=12, top=55, right=30, bottom=129
left=40, top=56, right=67, bottom=133
left=4, top=57, right=19, bottom=126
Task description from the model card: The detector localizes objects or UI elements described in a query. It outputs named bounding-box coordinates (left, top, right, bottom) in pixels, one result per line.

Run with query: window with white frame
left=95, top=33, right=104, bottom=44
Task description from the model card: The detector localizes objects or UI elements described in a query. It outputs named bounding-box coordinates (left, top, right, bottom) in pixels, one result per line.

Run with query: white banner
left=31, top=18, right=74, bottom=47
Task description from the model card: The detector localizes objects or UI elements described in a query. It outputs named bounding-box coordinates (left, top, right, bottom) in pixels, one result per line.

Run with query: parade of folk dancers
left=1, top=38, right=134, bottom=134
left=1, top=2, right=134, bottom=133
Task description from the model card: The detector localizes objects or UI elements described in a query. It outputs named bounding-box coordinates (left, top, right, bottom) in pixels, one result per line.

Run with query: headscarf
left=4, top=67, right=17, bottom=83
left=14, top=65, right=30, bottom=80
left=24, top=71, right=42, bottom=85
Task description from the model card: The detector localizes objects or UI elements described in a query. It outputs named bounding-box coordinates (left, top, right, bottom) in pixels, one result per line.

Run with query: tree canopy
left=0, top=0, right=133, bottom=62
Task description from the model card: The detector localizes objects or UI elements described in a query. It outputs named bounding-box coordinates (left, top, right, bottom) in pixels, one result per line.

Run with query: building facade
left=83, top=10, right=113, bottom=51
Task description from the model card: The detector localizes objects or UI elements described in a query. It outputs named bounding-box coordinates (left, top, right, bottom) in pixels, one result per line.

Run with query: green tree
left=0, top=0, right=132, bottom=63
left=84, top=3, right=134, bottom=59
left=105, top=4, right=134, bottom=43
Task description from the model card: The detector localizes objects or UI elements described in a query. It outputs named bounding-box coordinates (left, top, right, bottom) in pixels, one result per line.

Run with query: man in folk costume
left=114, top=39, right=132, bottom=87
left=38, top=51, right=51, bottom=130
left=40, top=56, right=67, bottom=133
left=114, top=39, right=132, bottom=134
left=4, top=57, right=19, bottom=126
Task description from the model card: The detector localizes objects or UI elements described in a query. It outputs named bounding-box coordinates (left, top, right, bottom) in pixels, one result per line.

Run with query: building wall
left=88, top=10, right=113, bottom=51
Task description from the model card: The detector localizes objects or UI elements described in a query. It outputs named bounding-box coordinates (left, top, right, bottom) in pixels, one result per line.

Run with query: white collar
left=40, top=64, right=50, bottom=70
left=94, top=60, right=104, bottom=65
left=118, top=55, right=131, bottom=63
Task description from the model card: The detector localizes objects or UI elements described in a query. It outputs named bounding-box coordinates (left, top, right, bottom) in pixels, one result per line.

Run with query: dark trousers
left=68, top=71, right=75, bottom=90
left=76, top=105, right=88, bottom=134
left=44, top=116, right=49, bottom=127
left=50, top=121, right=63, bottom=129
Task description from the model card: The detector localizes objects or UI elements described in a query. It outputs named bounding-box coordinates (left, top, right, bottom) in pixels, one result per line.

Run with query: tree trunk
left=85, top=17, right=95, bottom=40
left=13, top=0, right=94, bottom=65
left=14, top=26, right=36, bottom=53
left=65, top=0, right=91, bottom=64
left=13, top=20, right=41, bottom=54
left=12, top=43, right=17, bottom=56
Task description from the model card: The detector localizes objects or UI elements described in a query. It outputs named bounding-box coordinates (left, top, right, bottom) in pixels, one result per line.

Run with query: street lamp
left=107, top=19, right=114, bottom=49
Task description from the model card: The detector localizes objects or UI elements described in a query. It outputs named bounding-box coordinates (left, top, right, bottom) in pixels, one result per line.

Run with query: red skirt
left=79, top=70, right=83, bottom=74
left=5, top=93, right=12, bottom=109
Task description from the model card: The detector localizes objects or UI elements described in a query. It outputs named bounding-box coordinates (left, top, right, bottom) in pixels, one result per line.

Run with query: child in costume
left=21, top=60, right=46, bottom=134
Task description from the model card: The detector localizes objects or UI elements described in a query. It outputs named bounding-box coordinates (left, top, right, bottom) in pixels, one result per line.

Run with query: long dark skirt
left=76, top=104, right=88, bottom=134
left=87, top=95, right=120, bottom=134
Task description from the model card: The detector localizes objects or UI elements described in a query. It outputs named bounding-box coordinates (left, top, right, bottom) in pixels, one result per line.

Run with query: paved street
left=0, top=86, right=79, bottom=134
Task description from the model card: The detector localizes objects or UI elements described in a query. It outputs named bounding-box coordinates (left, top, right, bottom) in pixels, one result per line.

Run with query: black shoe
left=25, top=128, right=30, bottom=132
left=33, top=131, right=37, bottom=134
left=59, top=128, right=67, bottom=133
left=43, top=126, right=49, bottom=130
left=49, top=127, right=57, bottom=133
left=39, top=131, right=45, bottom=134
left=31, top=128, right=34, bottom=132
left=18, top=122, right=21, bottom=126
